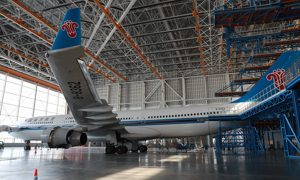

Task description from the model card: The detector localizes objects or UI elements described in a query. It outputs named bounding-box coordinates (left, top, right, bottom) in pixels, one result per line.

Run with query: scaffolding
left=215, top=124, right=264, bottom=155
left=214, top=0, right=300, bottom=27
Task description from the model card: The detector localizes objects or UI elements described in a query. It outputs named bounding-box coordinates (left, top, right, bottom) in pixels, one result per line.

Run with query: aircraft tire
left=24, top=146, right=31, bottom=151
left=116, top=145, right=128, bottom=154
left=105, top=145, right=116, bottom=154
left=138, top=145, right=148, bottom=153
left=131, top=149, right=138, bottom=153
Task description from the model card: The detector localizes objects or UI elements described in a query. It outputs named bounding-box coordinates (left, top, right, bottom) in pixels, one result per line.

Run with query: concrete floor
left=0, top=147, right=299, bottom=180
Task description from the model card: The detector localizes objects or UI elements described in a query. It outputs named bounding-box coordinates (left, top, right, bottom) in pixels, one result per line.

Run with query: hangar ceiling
left=0, top=0, right=227, bottom=86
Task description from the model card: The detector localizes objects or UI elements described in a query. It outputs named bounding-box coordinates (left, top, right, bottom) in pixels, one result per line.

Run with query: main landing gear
left=105, top=143, right=148, bottom=154
left=105, top=144, right=128, bottom=154
left=24, top=140, right=31, bottom=151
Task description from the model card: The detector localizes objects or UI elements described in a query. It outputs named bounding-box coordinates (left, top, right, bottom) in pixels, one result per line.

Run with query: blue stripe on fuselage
left=18, top=117, right=210, bottom=130
left=120, top=117, right=207, bottom=126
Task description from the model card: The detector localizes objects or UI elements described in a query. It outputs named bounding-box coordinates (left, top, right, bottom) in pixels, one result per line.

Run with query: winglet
left=52, top=8, right=81, bottom=50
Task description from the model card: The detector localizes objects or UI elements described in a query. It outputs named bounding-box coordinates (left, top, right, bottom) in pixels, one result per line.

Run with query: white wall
left=95, top=73, right=235, bottom=111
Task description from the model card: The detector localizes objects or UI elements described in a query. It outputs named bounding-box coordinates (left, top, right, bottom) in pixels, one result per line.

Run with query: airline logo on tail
left=61, top=20, right=79, bottom=38
left=266, top=69, right=286, bottom=90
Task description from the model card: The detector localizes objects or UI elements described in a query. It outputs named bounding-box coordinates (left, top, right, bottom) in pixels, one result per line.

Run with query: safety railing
left=228, top=54, right=300, bottom=114
left=218, top=54, right=300, bottom=115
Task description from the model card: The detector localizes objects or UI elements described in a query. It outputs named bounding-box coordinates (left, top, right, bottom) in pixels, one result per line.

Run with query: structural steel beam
left=11, top=0, right=58, bottom=32
left=132, top=27, right=194, bottom=38
left=0, top=65, right=60, bottom=91
left=0, top=54, right=53, bottom=78
left=0, top=43, right=48, bottom=68
left=85, top=0, right=114, bottom=48
left=3, top=2, right=124, bottom=82
left=0, top=9, right=52, bottom=45
left=84, top=49, right=118, bottom=82
left=95, top=0, right=163, bottom=80
left=123, top=13, right=193, bottom=27
left=95, top=0, right=136, bottom=56
left=192, top=0, right=207, bottom=75
left=101, top=37, right=198, bottom=53
left=41, top=0, right=86, bottom=12
left=130, top=0, right=186, bottom=11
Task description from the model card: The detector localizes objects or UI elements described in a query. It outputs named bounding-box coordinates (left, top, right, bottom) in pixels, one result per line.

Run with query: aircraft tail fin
left=52, top=8, right=81, bottom=50
left=47, top=8, right=117, bottom=126
left=234, top=51, right=300, bottom=102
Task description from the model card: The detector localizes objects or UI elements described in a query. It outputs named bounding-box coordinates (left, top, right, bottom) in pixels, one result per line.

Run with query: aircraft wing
left=46, top=8, right=125, bottom=132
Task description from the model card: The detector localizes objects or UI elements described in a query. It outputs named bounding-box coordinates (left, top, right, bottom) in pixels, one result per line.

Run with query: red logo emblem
left=266, top=69, right=286, bottom=90
left=61, top=20, right=79, bottom=38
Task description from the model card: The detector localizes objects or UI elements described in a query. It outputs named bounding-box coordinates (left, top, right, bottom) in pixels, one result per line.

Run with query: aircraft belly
left=124, top=121, right=239, bottom=139
left=123, top=126, right=161, bottom=139
left=10, top=130, right=43, bottom=140
left=124, top=124, right=202, bottom=138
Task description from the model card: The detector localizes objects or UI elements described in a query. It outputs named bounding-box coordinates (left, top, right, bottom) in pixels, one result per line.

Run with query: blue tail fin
left=52, top=8, right=81, bottom=50
left=234, top=51, right=300, bottom=103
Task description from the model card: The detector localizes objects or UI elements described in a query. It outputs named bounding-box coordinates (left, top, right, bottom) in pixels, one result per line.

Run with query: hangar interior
left=1, top=0, right=300, bottom=179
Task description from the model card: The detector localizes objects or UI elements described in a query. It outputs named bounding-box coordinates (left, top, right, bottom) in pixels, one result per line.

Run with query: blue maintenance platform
left=209, top=51, right=300, bottom=158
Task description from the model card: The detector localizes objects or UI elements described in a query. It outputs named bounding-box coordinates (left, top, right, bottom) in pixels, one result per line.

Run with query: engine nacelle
left=41, top=127, right=87, bottom=148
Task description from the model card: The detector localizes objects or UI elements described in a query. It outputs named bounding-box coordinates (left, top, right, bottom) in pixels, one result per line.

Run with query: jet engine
left=41, top=127, right=87, bottom=148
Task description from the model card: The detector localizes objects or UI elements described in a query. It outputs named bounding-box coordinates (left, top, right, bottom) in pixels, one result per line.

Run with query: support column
left=161, top=80, right=166, bottom=108
left=204, top=76, right=208, bottom=104
left=141, top=81, right=145, bottom=109
left=207, top=135, right=213, bottom=148
left=32, top=84, right=38, bottom=117
left=182, top=77, right=186, bottom=106
left=0, top=74, right=7, bottom=115
left=106, top=85, right=110, bottom=103
left=116, top=83, right=121, bottom=111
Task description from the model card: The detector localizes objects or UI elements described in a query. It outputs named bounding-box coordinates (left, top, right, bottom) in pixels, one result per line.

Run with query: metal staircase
left=280, top=90, right=300, bottom=158
left=215, top=125, right=264, bottom=155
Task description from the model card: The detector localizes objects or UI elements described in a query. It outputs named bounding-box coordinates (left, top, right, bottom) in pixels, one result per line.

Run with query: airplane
left=0, top=8, right=292, bottom=154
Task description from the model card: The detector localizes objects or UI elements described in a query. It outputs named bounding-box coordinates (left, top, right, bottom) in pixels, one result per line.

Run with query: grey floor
left=0, top=147, right=300, bottom=180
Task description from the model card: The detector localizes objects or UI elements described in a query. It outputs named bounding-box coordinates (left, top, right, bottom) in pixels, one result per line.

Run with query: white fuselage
left=9, top=103, right=241, bottom=141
